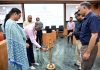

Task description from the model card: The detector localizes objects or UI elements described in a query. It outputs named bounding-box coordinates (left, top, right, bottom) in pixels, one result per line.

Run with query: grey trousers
left=81, top=44, right=98, bottom=70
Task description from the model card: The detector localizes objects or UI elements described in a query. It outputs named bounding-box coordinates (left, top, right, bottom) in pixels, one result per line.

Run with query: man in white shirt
left=23, top=15, right=47, bottom=70
left=23, top=15, right=33, bottom=28
left=67, top=17, right=75, bottom=46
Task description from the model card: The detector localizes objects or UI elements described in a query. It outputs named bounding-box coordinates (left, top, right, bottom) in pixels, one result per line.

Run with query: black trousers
left=36, top=30, right=42, bottom=46
left=67, top=30, right=73, bottom=44
left=26, top=38, right=35, bottom=66
left=81, top=45, right=98, bottom=70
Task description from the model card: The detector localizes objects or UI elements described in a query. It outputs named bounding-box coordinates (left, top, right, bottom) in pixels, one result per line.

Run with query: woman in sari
left=1, top=8, right=29, bottom=70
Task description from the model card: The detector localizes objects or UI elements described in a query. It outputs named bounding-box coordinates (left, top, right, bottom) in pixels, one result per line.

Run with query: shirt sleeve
left=73, top=22, right=75, bottom=29
left=67, top=22, right=69, bottom=29
left=40, top=22, right=43, bottom=29
left=73, top=23, right=81, bottom=39
left=90, top=16, right=99, bottom=33
left=27, top=29, right=41, bottom=48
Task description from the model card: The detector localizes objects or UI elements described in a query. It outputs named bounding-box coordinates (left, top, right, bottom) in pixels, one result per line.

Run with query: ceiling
left=0, top=0, right=100, bottom=4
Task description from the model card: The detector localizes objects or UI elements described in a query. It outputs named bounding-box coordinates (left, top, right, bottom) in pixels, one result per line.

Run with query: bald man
left=23, top=15, right=33, bottom=28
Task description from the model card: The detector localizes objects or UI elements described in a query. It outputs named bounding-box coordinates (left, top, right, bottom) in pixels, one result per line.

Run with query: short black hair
left=4, top=8, right=21, bottom=30
left=70, top=17, right=73, bottom=18
left=74, top=11, right=78, bottom=15
left=74, top=11, right=81, bottom=16
left=80, top=2, right=91, bottom=9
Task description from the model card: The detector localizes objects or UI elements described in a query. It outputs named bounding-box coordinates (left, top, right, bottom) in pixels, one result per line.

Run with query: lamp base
left=47, top=64, right=55, bottom=70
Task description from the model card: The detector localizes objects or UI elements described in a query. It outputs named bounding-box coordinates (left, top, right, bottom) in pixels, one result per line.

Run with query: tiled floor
left=32, top=37, right=100, bottom=70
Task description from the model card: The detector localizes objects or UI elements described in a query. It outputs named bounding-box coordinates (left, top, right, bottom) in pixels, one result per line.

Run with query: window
left=24, top=4, right=64, bottom=28
left=0, top=4, right=23, bottom=24
left=66, top=4, right=79, bottom=21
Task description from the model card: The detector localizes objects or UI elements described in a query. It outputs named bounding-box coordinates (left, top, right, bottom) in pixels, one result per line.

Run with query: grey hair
left=80, top=2, right=91, bottom=9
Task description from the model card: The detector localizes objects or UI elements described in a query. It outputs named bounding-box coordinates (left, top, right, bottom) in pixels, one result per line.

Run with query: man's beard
left=29, top=20, right=32, bottom=22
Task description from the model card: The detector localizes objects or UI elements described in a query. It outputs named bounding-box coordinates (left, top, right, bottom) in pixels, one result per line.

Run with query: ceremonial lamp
left=47, top=40, right=55, bottom=70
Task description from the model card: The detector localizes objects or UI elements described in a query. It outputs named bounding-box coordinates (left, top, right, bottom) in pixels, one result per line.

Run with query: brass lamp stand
left=47, top=41, right=55, bottom=70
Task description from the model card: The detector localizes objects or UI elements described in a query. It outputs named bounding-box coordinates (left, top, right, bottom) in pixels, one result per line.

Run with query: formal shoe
left=33, top=63, right=39, bottom=66
left=74, top=63, right=79, bottom=67
left=78, top=66, right=81, bottom=70
left=30, top=66, right=36, bottom=70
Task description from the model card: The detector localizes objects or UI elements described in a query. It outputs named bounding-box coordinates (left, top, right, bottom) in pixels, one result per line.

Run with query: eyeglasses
left=78, top=10, right=80, bottom=12
left=75, top=14, right=81, bottom=17
left=77, top=14, right=81, bottom=16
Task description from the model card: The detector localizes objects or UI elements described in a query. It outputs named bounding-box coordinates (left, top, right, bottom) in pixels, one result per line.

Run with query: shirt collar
left=84, top=12, right=92, bottom=20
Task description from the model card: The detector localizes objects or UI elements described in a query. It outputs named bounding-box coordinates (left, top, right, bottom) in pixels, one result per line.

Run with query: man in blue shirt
left=78, top=2, right=99, bottom=70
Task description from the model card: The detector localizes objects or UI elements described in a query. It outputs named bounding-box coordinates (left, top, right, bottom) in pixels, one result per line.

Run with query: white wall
left=66, top=4, right=79, bottom=21
left=24, top=4, right=64, bottom=28
left=0, top=4, right=23, bottom=24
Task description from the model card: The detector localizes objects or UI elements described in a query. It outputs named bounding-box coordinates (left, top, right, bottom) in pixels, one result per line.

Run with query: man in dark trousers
left=35, top=17, right=43, bottom=46
left=67, top=17, right=75, bottom=46
left=24, top=22, right=47, bottom=70
left=78, top=2, right=100, bottom=70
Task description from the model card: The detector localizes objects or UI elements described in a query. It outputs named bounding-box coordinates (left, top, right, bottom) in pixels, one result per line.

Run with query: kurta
left=1, top=19, right=29, bottom=70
